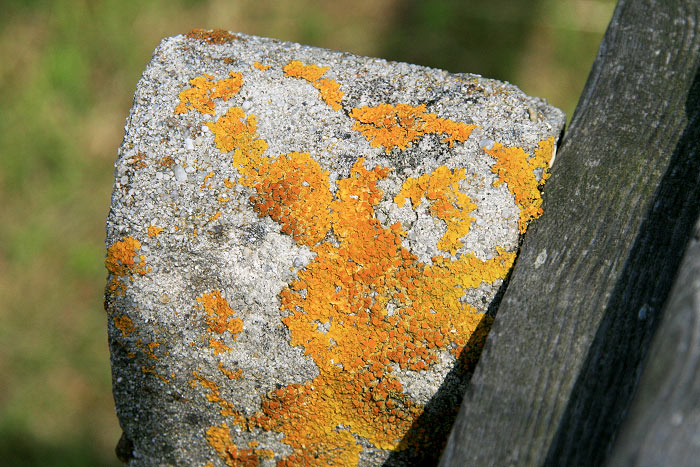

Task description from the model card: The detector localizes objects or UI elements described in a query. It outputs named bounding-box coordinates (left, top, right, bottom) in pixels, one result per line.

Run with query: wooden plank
left=608, top=215, right=700, bottom=465
left=439, top=0, right=700, bottom=465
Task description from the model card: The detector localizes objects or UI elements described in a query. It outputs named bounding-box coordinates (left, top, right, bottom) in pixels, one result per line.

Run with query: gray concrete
left=105, top=30, right=564, bottom=466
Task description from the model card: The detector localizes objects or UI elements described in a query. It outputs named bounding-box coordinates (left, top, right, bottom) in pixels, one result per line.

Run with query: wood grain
left=439, top=0, right=700, bottom=465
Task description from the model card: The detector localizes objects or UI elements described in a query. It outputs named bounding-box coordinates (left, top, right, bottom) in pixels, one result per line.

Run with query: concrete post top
left=106, top=29, right=564, bottom=466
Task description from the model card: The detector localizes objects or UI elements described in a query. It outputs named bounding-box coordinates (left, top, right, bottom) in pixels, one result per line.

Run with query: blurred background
left=0, top=0, right=616, bottom=465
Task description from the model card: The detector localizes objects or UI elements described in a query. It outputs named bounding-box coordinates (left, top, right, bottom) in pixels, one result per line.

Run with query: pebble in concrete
left=105, top=29, right=565, bottom=466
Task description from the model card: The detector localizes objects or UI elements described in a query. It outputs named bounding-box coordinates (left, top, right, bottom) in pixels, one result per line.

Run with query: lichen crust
left=105, top=29, right=565, bottom=467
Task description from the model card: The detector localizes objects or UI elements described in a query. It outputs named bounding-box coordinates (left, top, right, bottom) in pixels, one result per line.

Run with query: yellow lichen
left=175, top=72, right=243, bottom=115
left=484, top=137, right=555, bottom=233
left=395, top=166, right=477, bottom=254
left=253, top=61, right=270, bottom=71
left=349, top=104, right=476, bottom=153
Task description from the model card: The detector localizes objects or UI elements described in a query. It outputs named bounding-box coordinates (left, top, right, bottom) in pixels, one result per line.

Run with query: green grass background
left=0, top=0, right=615, bottom=465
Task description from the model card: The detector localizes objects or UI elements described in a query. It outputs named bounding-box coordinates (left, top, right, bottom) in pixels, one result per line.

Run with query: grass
left=0, top=0, right=615, bottom=465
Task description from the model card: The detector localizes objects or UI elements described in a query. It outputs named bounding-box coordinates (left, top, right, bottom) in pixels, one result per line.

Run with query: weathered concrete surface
left=105, top=29, right=564, bottom=466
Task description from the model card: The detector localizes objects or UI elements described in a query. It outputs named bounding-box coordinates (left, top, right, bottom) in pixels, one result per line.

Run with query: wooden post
left=439, top=0, right=700, bottom=465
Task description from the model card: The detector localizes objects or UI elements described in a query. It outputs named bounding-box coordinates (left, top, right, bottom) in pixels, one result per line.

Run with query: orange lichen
left=156, top=156, right=176, bottom=169
left=190, top=371, right=247, bottom=424
left=218, top=362, right=242, bottom=380
left=283, top=60, right=328, bottom=82
left=484, top=137, right=555, bottom=233
left=250, top=158, right=515, bottom=461
left=127, top=152, right=147, bottom=168
left=201, top=171, right=215, bottom=189
left=206, top=423, right=259, bottom=467
left=395, top=166, right=477, bottom=254
left=283, top=60, right=344, bottom=110
left=113, top=315, right=134, bottom=337
left=147, top=225, right=163, bottom=237
left=313, top=79, right=344, bottom=110
left=141, top=365, right=170, bottom=383
left=195, top=290, right=243, bottom=337
left=205, top=107, right=268, bottom=171
left=253, top=61, right=270, bottom=71
left=186, top=28, right=239, bottom=45
left=175, top=72, right=243, bottom=115
left=349, top=104, right=476, bottom=153
left=174, top=66, right=526, bottom=464
left=209, top=338, right=232, bottom=354
left=105, top=236, right=149, bottom=295
left=244, top=152, right=332, bottom=247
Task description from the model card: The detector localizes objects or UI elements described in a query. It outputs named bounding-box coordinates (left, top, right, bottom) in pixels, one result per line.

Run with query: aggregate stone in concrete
left=105, top=29, right=565, bottom=466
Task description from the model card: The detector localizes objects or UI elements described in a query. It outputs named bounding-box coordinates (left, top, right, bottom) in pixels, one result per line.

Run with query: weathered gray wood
left=439, top=0, right=700, bottom=465
left=607, top=215, right=700, bottom=466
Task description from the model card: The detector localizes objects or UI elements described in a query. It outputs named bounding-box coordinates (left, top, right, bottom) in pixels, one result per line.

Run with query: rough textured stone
left=105, top=29, right=564, bottom=466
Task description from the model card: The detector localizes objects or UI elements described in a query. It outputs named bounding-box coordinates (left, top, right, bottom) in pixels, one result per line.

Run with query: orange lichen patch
left=141, top=365, right=170, bottom=383
left=127, top=151, right=147, bottom=168
left=156, top=156, right=176, bottom=169
left=113, top=315, right=134, bottom=337
left=206, top=423, right=259, bottom=467
left=175, top=72, right=243, bottom=115
left=283, top=60, right=328, bottom=82
left=205, top=107, right=268, bottom=172
left=190, top=371, right=247, bottom=424
left=209, top=211, right=222, bottom=222
left=395, top=166, right=477, bottom=254
left=210, top=338, right=232, bottom=354
left=186, top=28, right=239, bottom=45
left=349, top=104, right=476, bottom=153
left=243, top=152, right=332, bottom=247
left=218, top=362, right=242, bottom=380
left=313, top=79, right=344, bottom=110
left=253, top=61, right=270, bottom=71
left=250, top=158, right=515, bottom=460
left=185, top=72, right=519, bottom=462
left=147, top=225, right=163, bottom=237
left=201, top=171, right=215, bottom=189
left=484, top=137, right=555, bottom=233
left=105, top=236, right=149, bottom=296
left=283, top=60, right=344, bottom=110
left=195, top=291, right=243, bottom=338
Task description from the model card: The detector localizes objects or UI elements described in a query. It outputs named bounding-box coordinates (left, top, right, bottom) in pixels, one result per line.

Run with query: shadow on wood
left=440, top=0, right=700, bottom=465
